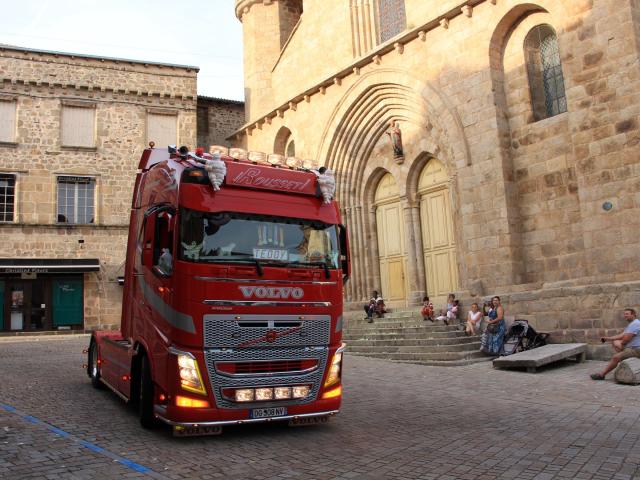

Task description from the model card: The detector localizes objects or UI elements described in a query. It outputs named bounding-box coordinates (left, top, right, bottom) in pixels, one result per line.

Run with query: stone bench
left=492, top=343, right=587, bottom=373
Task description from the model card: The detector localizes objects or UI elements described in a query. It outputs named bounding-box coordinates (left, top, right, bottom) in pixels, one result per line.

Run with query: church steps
left=343, top=308, right=487, bottom=366
left=343, top=336, right=480, bottom=347
left=344, top=342, right=481, bottom=354
left=346, top=350, right=487, bottom=362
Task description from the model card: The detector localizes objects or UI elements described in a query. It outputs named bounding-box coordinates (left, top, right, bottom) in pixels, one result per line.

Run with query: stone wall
left=235, top=0, right=640, bottom=344
left=0, top=45, right=198, bottom=331
left=197, top=97, right=245, bottom=148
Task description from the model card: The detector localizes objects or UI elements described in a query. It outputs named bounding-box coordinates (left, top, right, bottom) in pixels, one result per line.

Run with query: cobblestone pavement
left=1, top=336, right=639, bottom=480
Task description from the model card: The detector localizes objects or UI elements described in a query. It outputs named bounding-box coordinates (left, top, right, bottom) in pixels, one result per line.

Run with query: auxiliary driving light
left=292, top=385, right=310, bottom=399
left=255, top=388, right=274, bottom=401
left=274, top=387, right=292, bottom=400
left=235, top=389, right=255, bottom=402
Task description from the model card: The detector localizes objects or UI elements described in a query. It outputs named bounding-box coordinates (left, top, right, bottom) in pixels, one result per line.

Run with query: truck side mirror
left=338, top=224, right=350, bottom=283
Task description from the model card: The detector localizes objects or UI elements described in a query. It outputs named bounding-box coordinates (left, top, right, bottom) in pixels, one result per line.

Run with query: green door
left=53, top=279, right=83, bottom=326
left=0, top=281, right=4, bottom=330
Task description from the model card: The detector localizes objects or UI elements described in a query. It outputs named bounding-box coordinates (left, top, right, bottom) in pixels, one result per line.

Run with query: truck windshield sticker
left=179, top=209, right=340, bottom=268
left=253, top=248, right=288, bottom=261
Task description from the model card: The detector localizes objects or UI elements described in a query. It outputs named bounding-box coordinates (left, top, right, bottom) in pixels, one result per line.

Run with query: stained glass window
left=525, top=25, right=567, bottom=121
left=378, top=0, right=406, bottom=43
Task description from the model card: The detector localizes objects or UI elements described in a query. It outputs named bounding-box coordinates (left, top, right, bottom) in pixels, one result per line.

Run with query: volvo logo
left=239, top=286, right=304, bottom=299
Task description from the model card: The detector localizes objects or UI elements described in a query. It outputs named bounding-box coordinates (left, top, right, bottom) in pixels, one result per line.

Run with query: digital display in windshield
left=179, top=209, right=340, bottom=269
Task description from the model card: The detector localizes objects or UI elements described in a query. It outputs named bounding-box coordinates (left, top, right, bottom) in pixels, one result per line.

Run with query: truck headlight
left=323, top=344, right=345, bottom=389
left=176, top=352, right=207, bottom=396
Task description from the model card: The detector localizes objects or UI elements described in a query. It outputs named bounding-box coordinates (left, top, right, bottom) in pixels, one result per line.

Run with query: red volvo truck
left=87, top=145, right=349, bottom=436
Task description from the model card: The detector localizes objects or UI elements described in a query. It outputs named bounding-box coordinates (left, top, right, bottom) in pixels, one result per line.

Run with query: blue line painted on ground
left=0, top=402, right=153, bottom=475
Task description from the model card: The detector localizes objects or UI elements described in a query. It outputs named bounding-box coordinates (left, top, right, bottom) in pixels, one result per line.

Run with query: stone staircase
left=342, top=308, right=490, bottom=366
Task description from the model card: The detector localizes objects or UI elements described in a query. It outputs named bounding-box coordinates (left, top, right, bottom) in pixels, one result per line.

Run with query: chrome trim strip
left=214, top=360, right=319, bottom=378
left=204, top=300, right=332, bottom=307
left=154, top=410, right=339, bottom=428
left=195, top=276, right=337, bottom=285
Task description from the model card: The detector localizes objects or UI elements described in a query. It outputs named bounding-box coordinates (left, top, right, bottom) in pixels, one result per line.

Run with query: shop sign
left=3, top=267, right=49, bottom=274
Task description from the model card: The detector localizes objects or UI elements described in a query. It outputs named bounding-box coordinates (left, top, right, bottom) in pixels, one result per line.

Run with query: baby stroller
left=502, top=320, right=548, bottom=356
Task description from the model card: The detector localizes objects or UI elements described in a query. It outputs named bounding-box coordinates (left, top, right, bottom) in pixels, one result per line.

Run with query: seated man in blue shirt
left=591, top=308, right=640, bottom=380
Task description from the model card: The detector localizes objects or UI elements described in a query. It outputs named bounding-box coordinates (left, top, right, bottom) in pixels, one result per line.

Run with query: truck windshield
left=179, top=209, right=340, bottom=269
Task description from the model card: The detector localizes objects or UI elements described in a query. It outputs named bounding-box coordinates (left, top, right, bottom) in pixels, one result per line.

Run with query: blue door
left=0, top=281, right=4, bottom=330
left=52, top=279, right=83, bottom=326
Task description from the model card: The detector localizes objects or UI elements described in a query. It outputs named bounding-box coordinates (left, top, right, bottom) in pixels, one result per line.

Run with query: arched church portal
left=374, top=173, right=408, bottom=306
left=418, top=159, right=458, bottom=304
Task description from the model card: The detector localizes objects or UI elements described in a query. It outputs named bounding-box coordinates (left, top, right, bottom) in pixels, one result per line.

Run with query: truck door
left=140, top=206, right=175, bottom=338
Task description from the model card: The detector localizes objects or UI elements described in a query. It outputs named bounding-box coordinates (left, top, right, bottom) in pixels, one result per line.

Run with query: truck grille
left=203, top=314, right=331, bottom=348
left=204, top=347, right=328, bottom=409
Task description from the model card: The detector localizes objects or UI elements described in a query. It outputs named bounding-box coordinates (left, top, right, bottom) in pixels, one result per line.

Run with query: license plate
left=250, top=407, right=288, bottom=419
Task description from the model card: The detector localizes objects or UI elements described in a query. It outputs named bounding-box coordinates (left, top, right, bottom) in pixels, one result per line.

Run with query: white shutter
left=147, top=113, right=177, bottom=148
left=0, top=100, right=16, bottom=143
left=61, top=105, right=95, bottom=147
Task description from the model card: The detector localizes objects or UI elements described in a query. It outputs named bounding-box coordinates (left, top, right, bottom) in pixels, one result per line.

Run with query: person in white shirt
left=591, top=308, right=640, bottom=380
left=465, top=302, right=483, bottom=335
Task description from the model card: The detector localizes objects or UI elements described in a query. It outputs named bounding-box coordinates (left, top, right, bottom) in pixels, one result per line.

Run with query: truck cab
left=88, top=146, right=349, bottom=436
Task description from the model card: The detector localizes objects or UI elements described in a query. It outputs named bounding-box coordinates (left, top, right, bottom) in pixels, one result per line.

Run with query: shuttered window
left=61, top=104, right=96, bottom=148
left=0, top=100, right=17, bottom=143
left=147, top=112, right=178, bottom=148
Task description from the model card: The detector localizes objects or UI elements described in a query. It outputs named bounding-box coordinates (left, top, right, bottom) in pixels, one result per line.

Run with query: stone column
left=401, top=199, right=422, bottom=306
left=410, top=202, right=427, bottom=299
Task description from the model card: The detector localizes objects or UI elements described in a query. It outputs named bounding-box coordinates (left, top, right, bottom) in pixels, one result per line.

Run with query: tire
left=88, top=340, right=104, bottom=389
left=139, top=354, right=158, bottom=429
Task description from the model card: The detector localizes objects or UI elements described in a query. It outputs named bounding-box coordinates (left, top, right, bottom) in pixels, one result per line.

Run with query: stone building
left=0, top=45, right=243, bottom=333
left=197, top=96, right=245, bottom=148
left=234, top=0, right=640, bottom=346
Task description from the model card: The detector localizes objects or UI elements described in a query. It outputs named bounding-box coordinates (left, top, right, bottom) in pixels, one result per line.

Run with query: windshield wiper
left=286, top=261, right=331, bottom=279
left=205, top=257, right=263, bottom=276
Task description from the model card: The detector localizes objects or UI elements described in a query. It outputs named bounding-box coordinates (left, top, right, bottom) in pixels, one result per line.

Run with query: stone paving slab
left=0, top=336, right=639, bottom=479
left=493, top=343, right=588, bottom=372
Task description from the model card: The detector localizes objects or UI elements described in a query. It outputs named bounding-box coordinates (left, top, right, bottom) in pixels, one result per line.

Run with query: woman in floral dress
left=480, top=296, right=506, bottom=355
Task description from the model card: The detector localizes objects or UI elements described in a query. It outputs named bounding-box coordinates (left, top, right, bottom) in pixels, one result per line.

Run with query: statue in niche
left=385, top=121, right=404, bottom=162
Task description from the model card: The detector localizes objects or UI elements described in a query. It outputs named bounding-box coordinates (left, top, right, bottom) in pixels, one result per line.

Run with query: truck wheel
left=88, top=340, right=103, bottom=389
left=139, top=354, right=158, bottom=429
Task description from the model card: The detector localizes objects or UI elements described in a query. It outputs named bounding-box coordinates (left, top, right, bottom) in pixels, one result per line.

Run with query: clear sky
left=0, top=0, right=245, bottom=101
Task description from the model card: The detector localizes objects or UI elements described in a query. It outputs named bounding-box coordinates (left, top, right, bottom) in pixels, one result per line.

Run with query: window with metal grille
left=0, top=174, right=15, bottom=222
left=57, top=176, right=95, bottom=224
left=525, top=25, right=567, bottom=121
left=378, top=0, right=406, bottom=44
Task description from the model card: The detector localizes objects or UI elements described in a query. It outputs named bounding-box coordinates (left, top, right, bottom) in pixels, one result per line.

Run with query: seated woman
left=480, top=296, right=506, bottom=355
left=465, top=302, right=482, bottom=335
left=374, top=297, right=386, bottom=318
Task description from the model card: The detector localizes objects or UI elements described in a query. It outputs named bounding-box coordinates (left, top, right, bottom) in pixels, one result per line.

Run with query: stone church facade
left=234, top=0, right=640, bottom=346
left=0, top=45, right=243, bottom=332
